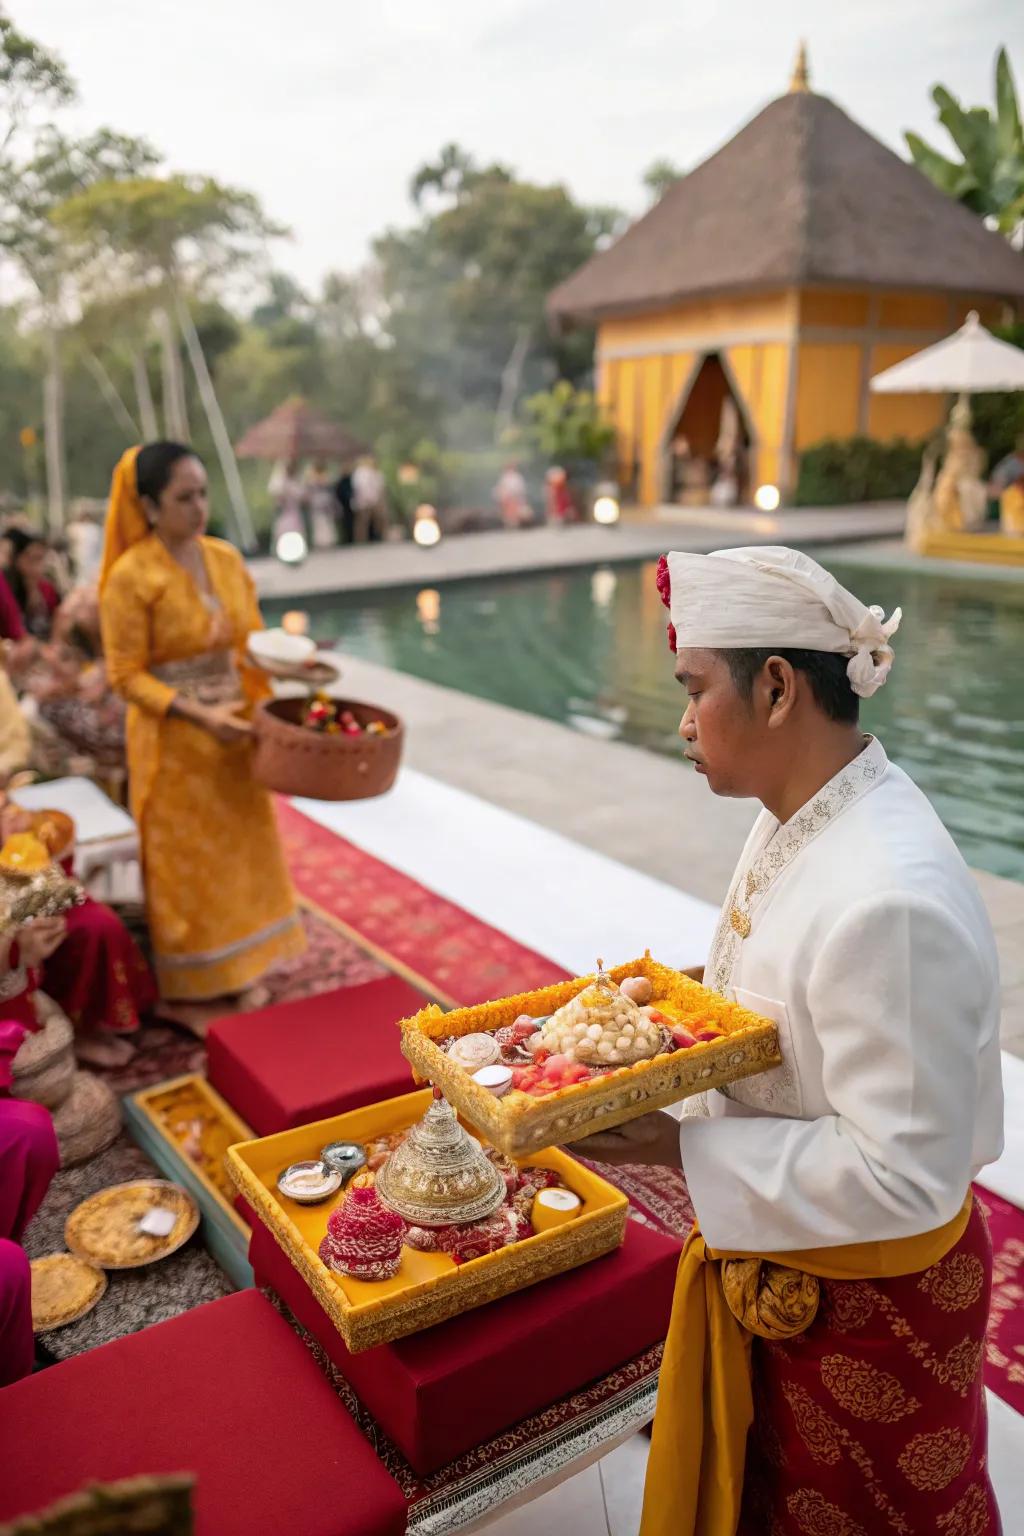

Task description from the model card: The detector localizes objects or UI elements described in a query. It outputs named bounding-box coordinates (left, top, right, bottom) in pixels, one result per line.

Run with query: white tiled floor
left=597, top=1434, right=649, bottom=1536
left=482, top=1462, right=609, bottom=1535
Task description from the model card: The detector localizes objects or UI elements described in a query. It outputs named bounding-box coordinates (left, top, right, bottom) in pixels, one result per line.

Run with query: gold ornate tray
left=31, top=1253, right=107, bottom=1331
left=227, top=1089, right=628, bottom=1352
left=400, top=954, right=782, bottom=1156
left=65, top=1180, right=199, bottom=1270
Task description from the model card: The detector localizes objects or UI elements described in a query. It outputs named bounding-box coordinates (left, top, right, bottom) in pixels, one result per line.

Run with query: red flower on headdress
left=655, top=555, right=677, bottom=653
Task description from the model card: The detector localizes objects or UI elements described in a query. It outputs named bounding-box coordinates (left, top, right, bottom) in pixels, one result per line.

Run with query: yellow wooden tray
left=227, top=1088, right=628, bottom=1352
left=399, top=954, right=781, bottom=1157
left=131, top=1074, right=253, bottom=1236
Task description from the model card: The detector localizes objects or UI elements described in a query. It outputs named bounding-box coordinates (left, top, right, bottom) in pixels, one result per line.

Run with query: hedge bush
left=794, top=436, right=930, bottom=506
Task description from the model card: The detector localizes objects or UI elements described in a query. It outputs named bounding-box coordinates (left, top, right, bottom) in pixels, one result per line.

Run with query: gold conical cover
left=376, top=1096, right=506, bottom=1227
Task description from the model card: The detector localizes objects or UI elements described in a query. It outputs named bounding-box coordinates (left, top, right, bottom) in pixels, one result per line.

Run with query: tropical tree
left=906, top=47, right=1024, bottom=243
left=521, top=380, right=615, bottom=466
left=376, top=145, right=623, bottom=443
left=642, top=158, right=684, bottom=203
left=0, top=7, right=73, bottom=153
left=56, top=173, right=285, bottom=545
left=0, top=127, right=158, bottom=526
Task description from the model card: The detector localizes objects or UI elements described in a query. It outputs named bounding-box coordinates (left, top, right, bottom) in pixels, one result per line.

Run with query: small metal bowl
left=277, top=1161, right=342, bottom=1205
left=320, top=1141, right=367, bottom=1181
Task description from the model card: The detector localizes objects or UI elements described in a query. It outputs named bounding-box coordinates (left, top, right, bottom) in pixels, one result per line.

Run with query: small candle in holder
left=531, top=1187, right=581, bottom=1233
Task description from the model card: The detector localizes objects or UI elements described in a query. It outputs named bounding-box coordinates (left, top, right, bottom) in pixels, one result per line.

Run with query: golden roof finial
left=789, top=41, right=810, bottom=94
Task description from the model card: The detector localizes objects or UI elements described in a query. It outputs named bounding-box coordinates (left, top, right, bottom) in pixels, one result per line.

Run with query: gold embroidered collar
left=706, top=736, right=888, bottom=997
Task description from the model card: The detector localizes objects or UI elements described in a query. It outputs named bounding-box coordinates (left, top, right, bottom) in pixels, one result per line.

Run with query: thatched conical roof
left=235, top=397, right=368, bottom=461
left=549, top=89, right=1024, bottom=327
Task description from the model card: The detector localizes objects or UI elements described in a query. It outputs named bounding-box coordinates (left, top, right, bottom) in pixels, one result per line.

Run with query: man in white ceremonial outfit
left=576, top=547, right=1003, bottom=1536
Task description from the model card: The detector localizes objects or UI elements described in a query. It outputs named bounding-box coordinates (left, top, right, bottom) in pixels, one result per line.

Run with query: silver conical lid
left=376, top=1097, right=505, bottom=1227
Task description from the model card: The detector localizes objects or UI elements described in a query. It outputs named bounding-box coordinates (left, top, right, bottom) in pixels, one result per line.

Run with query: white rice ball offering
left=538, top=960, right=663, bottom=1068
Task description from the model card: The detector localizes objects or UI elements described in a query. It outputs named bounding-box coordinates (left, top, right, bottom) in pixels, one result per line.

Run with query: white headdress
left=666, top=546, right=902, bottom=699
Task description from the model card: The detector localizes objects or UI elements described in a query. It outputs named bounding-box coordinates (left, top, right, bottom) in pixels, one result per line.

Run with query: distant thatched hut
left=548, top=51, right=1024, bottom=506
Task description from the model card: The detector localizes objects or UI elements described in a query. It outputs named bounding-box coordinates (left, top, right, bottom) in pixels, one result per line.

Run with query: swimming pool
left=266, top=559, right=1024, bottom=881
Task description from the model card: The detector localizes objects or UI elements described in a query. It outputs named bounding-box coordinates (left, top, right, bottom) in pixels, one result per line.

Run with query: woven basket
left=11, top=1005, right=75, bottom=1110
left=53, top=1071, right=122, bottom=1167
left=251, top=697, right=403, bottom=802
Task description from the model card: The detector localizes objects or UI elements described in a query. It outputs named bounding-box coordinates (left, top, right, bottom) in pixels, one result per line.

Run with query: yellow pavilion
left=548, top=52, right=1024, bottom=507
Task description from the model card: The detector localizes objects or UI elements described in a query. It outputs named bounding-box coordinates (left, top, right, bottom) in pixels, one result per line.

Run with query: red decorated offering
left=318, top=1185, right=405, bottom=1281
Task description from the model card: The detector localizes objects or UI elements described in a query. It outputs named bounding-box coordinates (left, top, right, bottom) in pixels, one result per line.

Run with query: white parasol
left=870, top=311, right=1024, bottom=395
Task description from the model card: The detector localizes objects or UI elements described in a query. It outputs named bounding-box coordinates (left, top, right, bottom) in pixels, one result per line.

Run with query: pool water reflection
left=267, top=560, right=1024, bottom=881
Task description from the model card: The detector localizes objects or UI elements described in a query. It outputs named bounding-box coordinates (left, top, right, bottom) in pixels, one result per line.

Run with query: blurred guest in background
left=494, top=463, right=531, bottom=528
left=334, top=462, right=356, bottom=545
left=269, top=458, right=309, bottom=549
left=3, top=530, right=60, bottom=641
left=352, top=456, right=388, bottom=542
left=303, top=460, right=338, bottom=549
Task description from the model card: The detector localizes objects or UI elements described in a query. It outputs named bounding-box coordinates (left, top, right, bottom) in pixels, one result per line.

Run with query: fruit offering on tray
left=435, top=960, right=725, bottom=1100
left=301, top=693, right=389, bottom=737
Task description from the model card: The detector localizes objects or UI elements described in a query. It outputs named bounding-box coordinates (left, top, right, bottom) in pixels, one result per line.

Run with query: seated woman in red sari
left=0, top=807, right=156, bottom=1068
left=2, top=529, right=60, bottom=640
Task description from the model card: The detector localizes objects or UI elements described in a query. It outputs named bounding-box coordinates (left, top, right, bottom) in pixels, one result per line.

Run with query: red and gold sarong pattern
left=740, top=1197, right=1000, bottom=1535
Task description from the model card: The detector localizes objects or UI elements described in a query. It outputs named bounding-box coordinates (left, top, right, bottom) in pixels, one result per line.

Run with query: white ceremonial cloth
left=666, top=546, right=902, bottom=698
left=679, top=737, right=1004, bottom=1252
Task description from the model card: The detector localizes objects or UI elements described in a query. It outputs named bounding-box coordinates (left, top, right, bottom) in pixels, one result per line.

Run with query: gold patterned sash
left=152, top=650, right=241, bottom=706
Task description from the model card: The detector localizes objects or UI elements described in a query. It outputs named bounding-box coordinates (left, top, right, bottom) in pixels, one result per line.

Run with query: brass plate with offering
left=399, top=954, right=781, bottom=1157
left=226, top=1088, right=628, bottom=1352
left=30, top=1253, right=107, bottom=1332
left=0, top=832, right=83, bottom=926
left=65, top=1180, right=199, bottom=1270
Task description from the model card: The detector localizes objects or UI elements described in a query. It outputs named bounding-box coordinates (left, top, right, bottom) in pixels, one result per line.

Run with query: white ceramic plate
left=247, top=629, right=317, bottom=666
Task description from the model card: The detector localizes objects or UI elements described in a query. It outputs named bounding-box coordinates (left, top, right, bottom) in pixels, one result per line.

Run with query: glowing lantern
left=413, top=505, right=442, bottom=547
left=276, top=530, right=308, bottom=565
left=754, top=484, right=781, bottom=512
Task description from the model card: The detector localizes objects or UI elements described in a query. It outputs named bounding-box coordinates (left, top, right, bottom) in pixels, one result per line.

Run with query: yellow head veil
left=99, top=446, right=147, bottom=594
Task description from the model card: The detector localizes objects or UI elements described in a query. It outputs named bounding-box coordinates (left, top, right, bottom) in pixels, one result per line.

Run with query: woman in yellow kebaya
left=99, top=442, right=304, bottom=1011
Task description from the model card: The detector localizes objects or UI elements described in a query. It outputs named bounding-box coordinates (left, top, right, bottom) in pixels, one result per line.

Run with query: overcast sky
left=26, top=0, right=1024, bottom=295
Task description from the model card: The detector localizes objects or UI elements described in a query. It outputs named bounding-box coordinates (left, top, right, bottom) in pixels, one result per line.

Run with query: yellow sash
left=639, top=1191, right=974, bottom=1536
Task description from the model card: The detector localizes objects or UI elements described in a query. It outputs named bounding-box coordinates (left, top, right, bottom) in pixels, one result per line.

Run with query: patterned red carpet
left=278, top=800, right=569, bottom=1006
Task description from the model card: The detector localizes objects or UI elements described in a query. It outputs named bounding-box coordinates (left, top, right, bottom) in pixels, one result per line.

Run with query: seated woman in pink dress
left=0, top=937, right=62, bottom=1385
left=0, top=807, right=156, bottom=1068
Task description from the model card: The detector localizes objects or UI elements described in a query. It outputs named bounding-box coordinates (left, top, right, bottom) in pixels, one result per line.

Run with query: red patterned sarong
left=740, top=1197, right=1001, bottom=1534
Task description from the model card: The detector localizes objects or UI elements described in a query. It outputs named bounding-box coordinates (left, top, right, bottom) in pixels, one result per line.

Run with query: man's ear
left=764, top=655, right=798, bottom=729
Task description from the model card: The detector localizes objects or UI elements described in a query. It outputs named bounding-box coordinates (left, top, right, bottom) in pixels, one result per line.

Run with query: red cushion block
left=251, top=1214, right=681, bottom=1476
left=0, top=1291, right=407, bottom=1536
left=207, top=979, right=423, bottom=1135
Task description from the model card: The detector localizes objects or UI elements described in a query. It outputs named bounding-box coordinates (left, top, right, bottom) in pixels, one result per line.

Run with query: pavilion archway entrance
left=659, top=352, right=757, bottom=506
